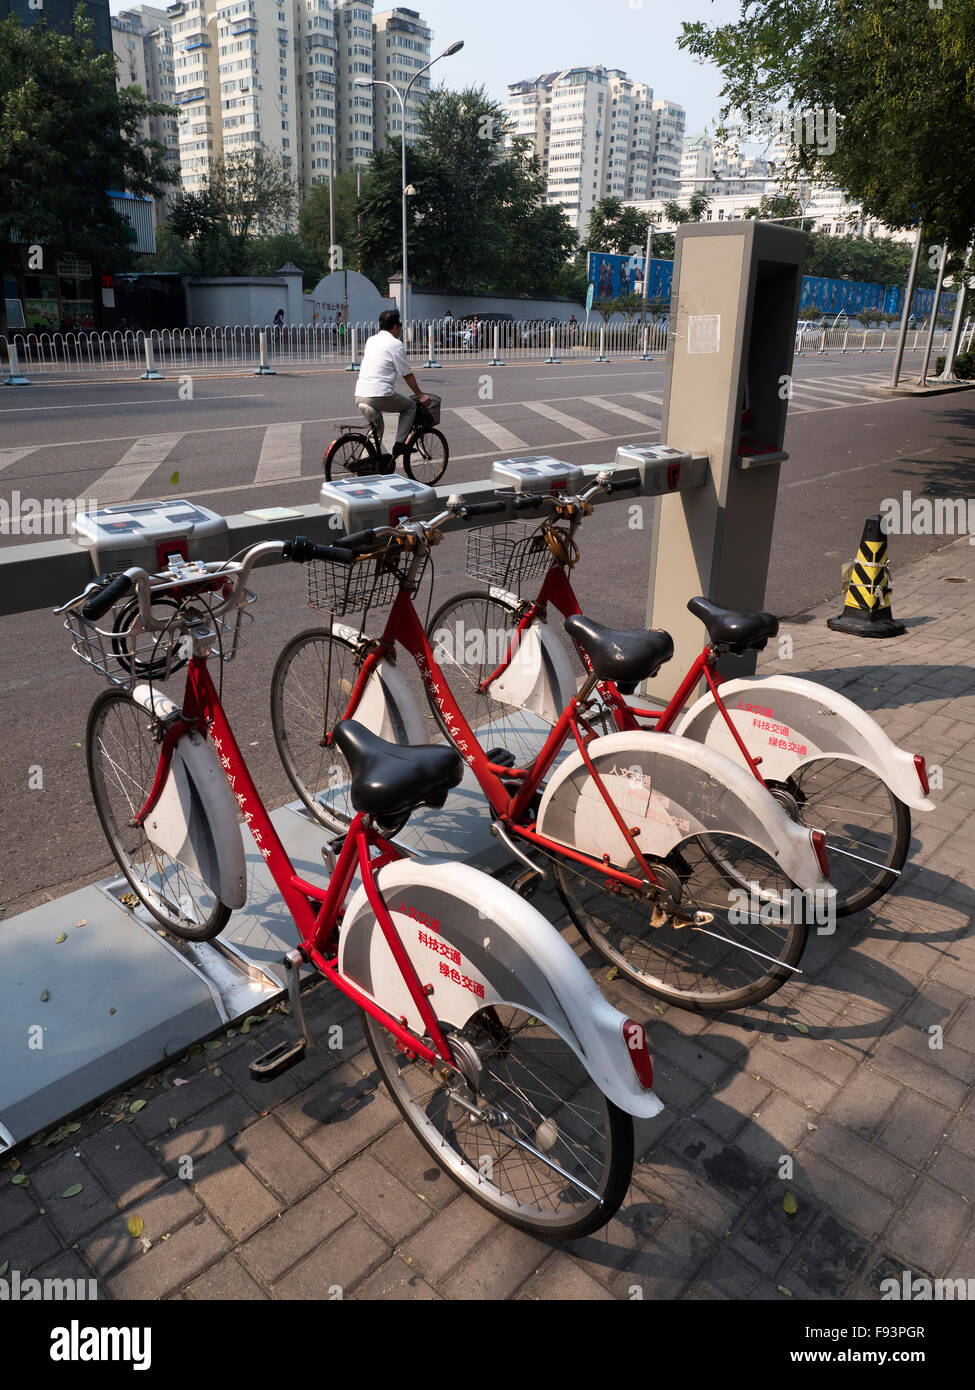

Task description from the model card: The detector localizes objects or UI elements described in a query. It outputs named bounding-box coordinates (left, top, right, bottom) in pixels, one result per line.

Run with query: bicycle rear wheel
left=87, top=689, right=231, bottom=941
left=553, top=834, right=809, bottom=1013
left=324, top=432, right=377, bottom=481
left=404, top=427, right=448, bottom=485
left=364, top=1002, right=632, bottom=1238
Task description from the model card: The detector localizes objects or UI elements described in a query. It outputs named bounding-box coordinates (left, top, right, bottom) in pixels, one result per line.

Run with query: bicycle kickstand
left=248, top=948, right=311, bottom=1081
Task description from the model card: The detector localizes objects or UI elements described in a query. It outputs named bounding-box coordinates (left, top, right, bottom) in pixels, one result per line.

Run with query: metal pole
left=890, top=225, right=923, bottom=388
left=328, top=138, right=335, bottom=263
left=936, top=244, right=972, bottom=381
left=919, top=243, right=948, bottom=385
left=399, top=89, right=408, bottom=332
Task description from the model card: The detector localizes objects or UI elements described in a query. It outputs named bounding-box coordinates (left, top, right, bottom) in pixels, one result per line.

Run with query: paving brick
left=684, top=1248, right=774, bottom=1300
left=0, top=1180, right=39, bottom=1238
left=876, top=1091, right=952, bottom=1169
left=301, top=1088, right=400, bottom=1174
left=695, top=1072, right=772, bottom=1142
left=645, top=1027, right=730, bottom=1086
left=107, top=1213, right=230, bottom=1299
left=881, top=1016, right=975, bottom=1083
left=735, top=1093, right=815, bottom=1172
left=185, top=1256, right=269, bottom=1300
left=887, top=1179, right=972, bottom=1273
left=926, top=1146, right=974, bottom=1201
left=274, top=1055, right=377, bottom=1141
left=633, top=1157, right=737, bottom=1241
left=130, top=1073, right=232, bottom=1140
left=946, top=1226, right=975, bottom=1283
left=790, top=1149, right=895, bottom=1242
left=79, top=1179, right=201, bottom=1278
left=191, top=1145, right=283, bottom=1242
left=803, top=1122, right=916, bottom=1201
left=33, top=1248, right=101, bottom=1299
left=400, top=1196, right=499, bottom=1284
left=273, top=1217, right=390, bottom=1298
left=946, top=1114, right=975, bottom=1159
left=29, top=1153, right=116, bottom=1243
left=0, top=1217, right=61, bottom=1276
left=240, top=1184, right=354, bottom=1284
left=870, top=1044, right=969, bottom=1111
left=516, top=1251, right=615, bottom=1300
left=216, top=1038, right=306, bottom=1110
left=747, top=1045, right=839, bottom=1112
left=946, top=999, right=975, bottom=1056
left=355, top=1254, right=441, bottom=1300
left=332, top=1152, right=432, bottom=1244
left=826, top=1067, right=901, bottom=1138
left=79, top=1125, right=168, bottom=1207
left=785, top=1040, right=861, bottom=1087
left=608, top=1212, right=713, bottom=1299
left=229, top=1116, right=325, bottom=1204
left=153, top=1094, right=258, bottom=1169
left=730, top=1182, right=817, bottom=1278
left=664, top=1119, right=765, bottom=1209
left=442, top=1222, right=549, bottom=1300
left=371, top=1124, right=458, bottom=1214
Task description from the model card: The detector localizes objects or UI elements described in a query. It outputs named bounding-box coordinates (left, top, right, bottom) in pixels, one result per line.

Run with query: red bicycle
left=270, top=498, right=833, bottom=1014
left=425, top=474, right=932, bottom=920
left=57, top=541, right=662, bottom=1238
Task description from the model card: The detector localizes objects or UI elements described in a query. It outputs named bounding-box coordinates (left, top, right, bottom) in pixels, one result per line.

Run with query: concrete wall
left=405, top=288, right=588, bottom=322
left=307, top=269, right=395, bottom=327
left=184, top=268, right=304, bottom=327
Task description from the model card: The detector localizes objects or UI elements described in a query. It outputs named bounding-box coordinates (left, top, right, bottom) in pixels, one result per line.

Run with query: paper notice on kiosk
left=687, top=314, right=720, bottom=354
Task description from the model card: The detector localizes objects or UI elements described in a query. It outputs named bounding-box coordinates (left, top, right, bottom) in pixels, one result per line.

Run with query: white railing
left=0, top=318, right=671, bottom=378
left=793, top=326, right=951, bottom=355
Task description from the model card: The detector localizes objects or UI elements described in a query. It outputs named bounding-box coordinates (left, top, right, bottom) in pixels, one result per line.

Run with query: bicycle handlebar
left=82, top=572, right=134, bottom=621
left=282, top=535, right=357, bottom=565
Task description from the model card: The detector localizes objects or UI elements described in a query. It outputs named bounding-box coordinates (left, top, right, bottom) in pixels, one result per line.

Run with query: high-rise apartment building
left=372, top=8, right=432, bottom=150
left=112, top=8, right=182, bottom=220
left=334, top=0, right=374, bottom=171
left=507, top=66, right=684, bottom=236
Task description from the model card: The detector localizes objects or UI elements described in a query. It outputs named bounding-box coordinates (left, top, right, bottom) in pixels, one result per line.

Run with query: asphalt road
left=1, top=349, right=972, bottom=916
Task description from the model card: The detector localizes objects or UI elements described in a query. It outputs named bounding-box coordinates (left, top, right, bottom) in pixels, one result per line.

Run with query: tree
left=245, top=233, right=325, bottom=288
left=803, top=232, right=942, bottom=289
left=744, top=193, right=808, bottom=229
left=679, top=2, right=975, bottom=248
left=0, top=7, right=177, bottom=324
left=299, top=168, right=365, bottom=272
left=166, top=150, right=295, bottom=275
left=663, top=191, right=712, bottom=225
left=582, top=197, right=650, bottom=254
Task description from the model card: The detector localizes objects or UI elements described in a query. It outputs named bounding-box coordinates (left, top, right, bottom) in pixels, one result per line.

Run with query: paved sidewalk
left=3, top=533, right=974, bottom=1300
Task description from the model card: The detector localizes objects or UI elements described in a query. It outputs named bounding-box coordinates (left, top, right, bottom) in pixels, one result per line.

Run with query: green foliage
left=0, top=8, right=177, bottom=286
left=935, top=350, right=975, bottom=379
left=663, top=192, right=712, bottom=226
left=679, top=1, right=975, bottom=248
left=245, top=234, right=325, bottom=287
left=803, top=232, right=942, bottom=289
left=299, top=168, right=365, bottom=272
left=165, top=150, right=295, bottom=275
left=744, top=193, right=809, bottom=228
left=582, top=197, right=651, bottom=255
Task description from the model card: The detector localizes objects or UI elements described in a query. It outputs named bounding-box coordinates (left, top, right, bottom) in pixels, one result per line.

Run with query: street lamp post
left=356, top=39, right=463, bottom=333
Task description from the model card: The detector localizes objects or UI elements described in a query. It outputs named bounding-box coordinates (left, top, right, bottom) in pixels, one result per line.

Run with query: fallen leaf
left=76, top=919, right=87, bottom=927
left=783, top=1191, right=798, bottom=1217
left=790, top=1021, right=809, bottom=1034
left=127, top=1216, right=144, bottom=1238
left=55, top=933, right=67, bottom=944
left=129, top=1100, right=147, bottom=1114
left=141, top=1237, right=152, bottom=1253
left=40, top=989, right=49, bottom=1003
left=806, top=1122, right=818, bottom=1131
left=0, top=1262, right=7, bottom=1275
left=172, top=1078, right=189, bottom=1087
left=169, top=1118, right=177, bottom=1131
left=61, top=1184, right=83, bottom=1198
left=109, top=1008, right=117, bottom=1016
left=203, top=1040, right=221, bottom=1051
left=777, top=1285, right=793, bottom=1297
left=170, top=470, right=180, bottom=486
left=606, top=966, right=618, bottom=981
left=11, top=1174, right=28, bottom=1186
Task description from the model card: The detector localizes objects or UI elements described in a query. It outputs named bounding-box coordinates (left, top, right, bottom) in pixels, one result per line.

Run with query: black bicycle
left=323, top=394, right=449, bottom=485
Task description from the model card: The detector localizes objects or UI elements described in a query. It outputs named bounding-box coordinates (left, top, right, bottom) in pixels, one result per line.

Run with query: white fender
left=473, top=591, right=576, bottom=724
left=130, top=685, right=247, bottom=909
left=332, top=621, right=427, bottom=746
left=674, top=675, right=934, bottom=812
left=338, top=859, right=663, bottom=1120
left=536, top=729, right=832, bottom=894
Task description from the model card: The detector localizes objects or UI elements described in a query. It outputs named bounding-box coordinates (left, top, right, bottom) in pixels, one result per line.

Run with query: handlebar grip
left=82, top=572, right=134, bottom=621
left=461, top=500, right=507, bottom=517
left=339, top=526, right=379, bottom=553
left=608, top=474, right=641, bottom=493
left=512, top=495, right=545, bottom=512
left=283, top=536, right=358, bottom=565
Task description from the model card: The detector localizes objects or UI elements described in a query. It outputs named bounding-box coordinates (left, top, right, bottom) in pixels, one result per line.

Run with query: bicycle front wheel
left=87, top=689, right=231, bottom=941
left=404, top=427, right=448, bottom=485
left=781, top=760, right=911, bottom=916
left=553, top=834, right=809, bottom=1013
left=364, top=1003, right=632, bottom=1238
left=270, top=627, right=362, bottom=831
left=324, top=432, right=377, bottom=481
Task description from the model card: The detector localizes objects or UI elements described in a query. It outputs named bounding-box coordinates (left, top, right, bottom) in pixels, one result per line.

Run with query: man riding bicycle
left=355, top=309, right=434, bottom=463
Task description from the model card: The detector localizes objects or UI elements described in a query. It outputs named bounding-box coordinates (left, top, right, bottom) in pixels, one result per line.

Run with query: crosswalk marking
left=521, top=400, right=607, bottom=440
left=581, top=396, right=660, bottom=428
left=0, top=447, right=38, bottom=475
left=86, top=434, right=183, bottom=505
left=632, top=391, right=664, bottom=406
left=450, top=407, right=527, bottom=452
left=793, top=384, right=873, bottom=405
left=255, top=422, right=303, bottom=483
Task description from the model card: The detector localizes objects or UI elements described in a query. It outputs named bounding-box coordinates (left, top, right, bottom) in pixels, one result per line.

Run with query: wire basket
left=415, top=394, right=441, bottom=428
left=465, top=523, right=554, bottom=590
left=64, top=591, right=254, bottom=691
left=307, top=543, right=429, bottom=616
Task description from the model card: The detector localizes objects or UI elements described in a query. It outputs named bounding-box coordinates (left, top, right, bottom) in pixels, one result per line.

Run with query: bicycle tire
left=323, top=432, right=378, bottom=481
left=363, top=1001, right=632, bottom=1238
left=553, top=833, right=809, bottom=1013
left=425, top=590, right=551, bottom=768
left=404, top=427, right=449, bottom=486
left=270, top=627, right=362, bottom=831
left=87, top=688, right=232, bottom=941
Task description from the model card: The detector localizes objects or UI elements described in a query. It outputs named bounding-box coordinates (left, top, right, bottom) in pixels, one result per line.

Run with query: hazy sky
left=108, top=0, right=745, bottom=134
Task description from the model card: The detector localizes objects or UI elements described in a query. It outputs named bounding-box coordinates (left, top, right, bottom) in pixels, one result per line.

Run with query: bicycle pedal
left=512, top=868, right=541, bottom=901
left=485, top=747, right=517, bottom=769
left=249, top=1039, right=306, bottom=1081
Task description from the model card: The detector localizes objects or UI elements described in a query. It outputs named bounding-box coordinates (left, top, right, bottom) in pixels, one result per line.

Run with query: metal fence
left=0, top=317, right=965, bottom=379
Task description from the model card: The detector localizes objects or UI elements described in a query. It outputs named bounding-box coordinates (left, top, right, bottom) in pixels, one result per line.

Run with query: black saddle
left=687, top=597, right=779, bottom=653
left=332, top=721, right=463, bottom=821
left=565, top=615, right=674, bottom=692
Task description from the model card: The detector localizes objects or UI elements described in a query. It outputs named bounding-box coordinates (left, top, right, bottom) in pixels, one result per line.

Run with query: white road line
left=255, top=422, right=303, bottom=484
left=792, top=385, right=873, bottom=406
left=631, top=391, right=664, bottom=406
left=581, top=395, right=660, bottom=427
left=450, top=406, right=527, bottom=451
left=796, top=377, right=877, bottom=394
left=784, top=446, right=937, bottom=489
left=86, top=434, right=183, bottom=505
left=0, top=447, right=39, bottom=474
left=535, top=371, right=663, bottom=380
left=521, top=400, right=607, bottom=440
left=0, top=394, right=263, bottom=414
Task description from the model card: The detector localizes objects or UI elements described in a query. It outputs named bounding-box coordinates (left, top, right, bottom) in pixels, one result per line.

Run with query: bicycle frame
left=335, top=583, right=664, bottom=895
left=131, top=653, right=455, bottom=1068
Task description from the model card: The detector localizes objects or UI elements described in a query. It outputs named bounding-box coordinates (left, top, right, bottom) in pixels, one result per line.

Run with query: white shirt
left=355, top=329, right=411, bottom=398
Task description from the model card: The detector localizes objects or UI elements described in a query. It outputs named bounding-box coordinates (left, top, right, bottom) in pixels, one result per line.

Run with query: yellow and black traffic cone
left=827, top=514, right=906, bottom=638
